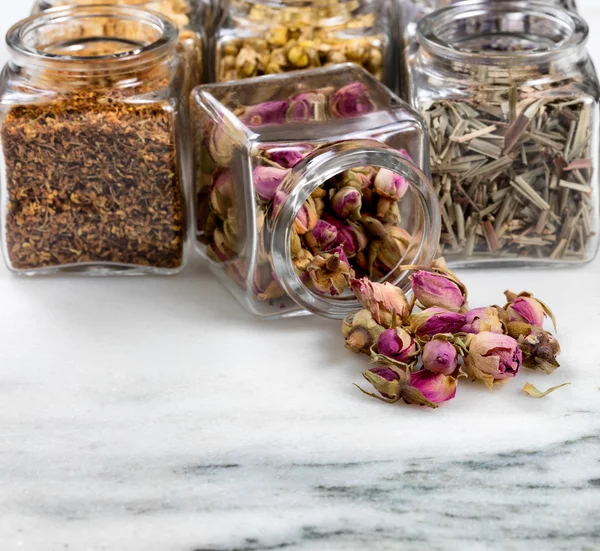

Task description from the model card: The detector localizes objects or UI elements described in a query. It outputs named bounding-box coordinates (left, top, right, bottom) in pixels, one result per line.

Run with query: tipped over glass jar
left=214, top=0, right=394, bottom=89
left=407, top=2, right=600, bottom=266
left=191, top=65, right=440, bottom=319
left=0, top=6, right=188, bottom=274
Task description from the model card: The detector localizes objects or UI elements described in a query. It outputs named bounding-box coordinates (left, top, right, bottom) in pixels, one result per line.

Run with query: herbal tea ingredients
left=192, top=65, right=440, bottom=319
left=0, top=6, right=186, bottom=274
left=346, top=264, right=563, bottom=409
left=215, top=0, right=390, bottom=86
left=407, top=3, right=600, bottom=265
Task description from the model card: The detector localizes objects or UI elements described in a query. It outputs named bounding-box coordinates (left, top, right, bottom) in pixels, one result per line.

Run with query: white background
left=1, top=2, right=600, bottom=551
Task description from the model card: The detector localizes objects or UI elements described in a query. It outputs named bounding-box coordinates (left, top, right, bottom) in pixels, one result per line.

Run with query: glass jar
left=32, top=0, right=203, bottom=90
left=407, top=2, right=600, bottom=266
left=214, top=0, right=394, bottom=90
left=0, top=6, right=188, bottom=274
left=191, top=64, right=440, bottom=319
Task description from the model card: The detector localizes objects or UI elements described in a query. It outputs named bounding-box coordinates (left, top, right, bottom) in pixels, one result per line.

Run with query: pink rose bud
left=504, top=291, right=549, bottom=328
left=239, top=100, right=290, bottom=127
left=262, top=144, right=315, bottom=168
left=209, top=170, right=234, bottom=218
left=287, top=91, right=327, bottom=122
left=465, top=332, right=523, bottom=389
left=411, top=270, right=467, bottom=312
left=331, top=246, right=350, bottom=266
left=342, top=309, right=385, bottom=355
left=374, top=168, right=409, bottom=201
left=253, top=166, right=290, bottom=201
left=274, top=192, right=318, bottom=235
left=409, top=307, right=467, bottom=337
left=322, top=214, right=368, bottom=256
left=311, top=220, right=338, bottom=250
left=363, top=366, right=403, bottom=400
left=376, top=327, right=418, bottom=364
left=332, top=186, right=362, bottom=219
left=462, top=307, right=503, bottom=334
left=331, top=82, right=375, bottom=119
left=350, top=278, right=411, bottom=327
left=407, top=370, right=457, bottom=405
left=398, top=148, right=413, bottom=162
left=422, top=339, right=458, bottom=375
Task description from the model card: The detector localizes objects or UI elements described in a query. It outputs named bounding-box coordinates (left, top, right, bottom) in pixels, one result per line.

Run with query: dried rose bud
left=411, top=270, right=467, bottom=312
left=504, top=291, right=555, bottom=330
left=253, top=166, right=290, bottom=201
left=307, top=252, right=353, bottom=296
left=208, top=124, right=235, bottom=167
left=422, top=337, right=458, bottom=375
left=207, top=228, right=236, bottom=262
left=374, top=168, right=409, bottom=201
left=261, top=145, right=315, bottom=168
left=350, top=278, right=410, bottom=327
left=209, top=170, right=234, bottom=218
left=311, top=219, right=338, bottom=251
left=507, top=322, right=561, bottom=374
left=239, top=100, right=289, bottom=127
left=332, top=186, right=362, bottom=220
left=293, top=248, right=313, bottom=283
left=342, top=169, right=373, bottom=191
left=287, top=91, right=327, bottom=122
left=405, top=370, right=457, bottom=406
left=465, top=332, right=522, bottom=389
left=331, top=246, right=350, bottom=266
left=322, top=214, right=368, bottom=257
left=363, top=366, right=403, bottom=400
left=462, top=307, right=504, bottom=334
left=331, top=82, right=375, bottom=119
left=294, top=196, right=319, bottom=235
left=376, top=327, right=418, bottom=364
left=409, top=308, right=467, bottom=338
left=342, top=308, right=385, bottom=354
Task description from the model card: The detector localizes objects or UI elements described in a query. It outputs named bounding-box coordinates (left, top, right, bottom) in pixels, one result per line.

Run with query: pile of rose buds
left=342, top=260, right=561, bottom=409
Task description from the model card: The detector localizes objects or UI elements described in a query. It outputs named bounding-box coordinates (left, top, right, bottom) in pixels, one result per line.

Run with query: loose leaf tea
left=2, top=93, right=185, bottom=271
left=423, top=79, right=597, bottom=262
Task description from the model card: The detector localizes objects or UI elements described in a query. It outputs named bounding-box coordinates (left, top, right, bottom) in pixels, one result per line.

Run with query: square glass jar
left=192, top=64, right=440, bottom=319
left=407, top=2, right=600, bottom=266
left=0, top=6, right=188, bottom=274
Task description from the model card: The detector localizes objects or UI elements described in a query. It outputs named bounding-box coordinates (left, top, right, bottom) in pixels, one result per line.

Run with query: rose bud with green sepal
left=465, top=332, right=523, bottom=389
left=411, top=269, right=468, bottom=312
left=504, top=290, right=556, bottom=330
left=350, top=277, right=411, bottom=328
left=406, top=370, right=457, bottom=407
left=342, top=309, right=385, bottom=355
left=332, top=186, right=362, bottom=220
left=374, top=168, right=409, bottom=201
left=376, top=327, right=419, bottom=364
left=253, top=166, right=290, bottom=201
left=422, top=336, right=458, bottom=376
left=307, top=252, right=354, bottom=296
left=322, top=214, right=368, bottom=257
left=462, top=307, right=504, bottom=335
left=310, top=219, right=338, bottom=251
left=409, top=308, right=467, bottom=338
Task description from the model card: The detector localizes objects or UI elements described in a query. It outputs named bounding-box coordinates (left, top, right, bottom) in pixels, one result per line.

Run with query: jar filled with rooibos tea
left=191, top=64, right=440, bottom=318
left=407, top=2, right=599, bottom=266
left=0, top=6, right=188, bottom=274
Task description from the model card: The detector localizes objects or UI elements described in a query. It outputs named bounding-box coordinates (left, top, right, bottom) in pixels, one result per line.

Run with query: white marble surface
left=2, top=3, right=600, bottom=551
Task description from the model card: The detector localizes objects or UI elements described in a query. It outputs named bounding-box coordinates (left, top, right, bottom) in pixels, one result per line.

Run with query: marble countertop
left=2, top=2, right=600, bottom=551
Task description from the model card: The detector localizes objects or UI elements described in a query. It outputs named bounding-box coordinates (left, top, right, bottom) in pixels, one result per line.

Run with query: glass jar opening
left=417, top=2, right=588, bottom=67
left=7, top=5, right=178, bottom=72
left=270, top=140, right=440, bottom=319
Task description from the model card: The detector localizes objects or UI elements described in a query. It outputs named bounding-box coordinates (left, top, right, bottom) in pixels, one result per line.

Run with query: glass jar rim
left=270, top=140, right=440, bottom=320
left=417, top=1, right=588, bottom=67
left=6, top=5, right=178, bottom=72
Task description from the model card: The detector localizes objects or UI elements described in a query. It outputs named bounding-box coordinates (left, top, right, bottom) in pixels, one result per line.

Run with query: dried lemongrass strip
left=559, top=180, right=593, bottom=193
left=450, top=124, right=498, bottom=144
left=564, top=158, right=593, bottom=171
left=509, top=176, right=551, bottom=211
left=482, top=220, right=500, bottom=252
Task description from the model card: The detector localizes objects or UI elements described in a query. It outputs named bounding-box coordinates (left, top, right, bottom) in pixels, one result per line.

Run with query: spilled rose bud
left=504, top=291, right=555, bottom=330
left=465, top=332, right=522, bottom=389
left=307, top=252, right=353, bottom=296
left=411, top=270, right=467, bottom=312
left=376, top=327, right=418, bottom=364
left=406, top=370, right=457, bottom=406
left=331, top=82, right=375, bottom=119
left=422, top=337, right=458, bottom=375
left=507, top=322, right=561, bottom=375
left=374, top=168, right=409, bottom=201
left=350, top=278, right=410, bottom=327
left=253, top=166, right=290, bottom=201
left=332, top=186, right=362, bottom=220
left=311, top=219, right=338, bottom=251
left=362, top=366, right=403, bottom=400
left=409, top=308, right=467, bottom=338
left=342, top=309, right=385, bottom=354
left=462, top=307, right=503, bottom=334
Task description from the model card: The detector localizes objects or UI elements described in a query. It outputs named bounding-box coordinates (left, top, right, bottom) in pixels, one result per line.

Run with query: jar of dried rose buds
left=33, top=0, right=203, bottom=90
left=0, top=6, right=187, bottom=274
left=407, top=2, right=600, bottom=266
left=191, top=64, right=440, bottom=318
left=213, top=0, right=394, bottom=90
